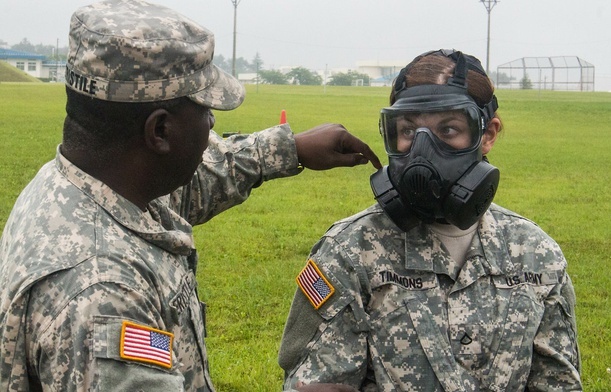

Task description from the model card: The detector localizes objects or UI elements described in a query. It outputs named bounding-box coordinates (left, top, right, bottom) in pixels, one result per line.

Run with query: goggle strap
left=446, top=52, right=468, bottom=88
left=482, top=95, right=499, bottom=123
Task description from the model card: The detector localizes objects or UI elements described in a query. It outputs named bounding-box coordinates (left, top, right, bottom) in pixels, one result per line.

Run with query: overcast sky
left=1, top=0, right=610, bottom=91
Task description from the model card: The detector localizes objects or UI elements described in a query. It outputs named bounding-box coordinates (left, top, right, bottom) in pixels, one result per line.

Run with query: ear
left=144, top=109, right=172, bottom=154
left=481, top=117, right=501, bottom=155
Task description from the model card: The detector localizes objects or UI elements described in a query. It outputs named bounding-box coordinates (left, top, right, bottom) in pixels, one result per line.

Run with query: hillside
left=0, top=61, right=42, bottom=83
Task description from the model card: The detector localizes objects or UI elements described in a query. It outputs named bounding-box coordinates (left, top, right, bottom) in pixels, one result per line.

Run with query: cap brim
left=188, top=65, right=245, bottom=111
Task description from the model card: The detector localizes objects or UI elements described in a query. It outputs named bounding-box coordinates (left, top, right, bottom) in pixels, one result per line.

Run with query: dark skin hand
left=294, top=124, right=382, bottom=171
left=295, top=382, right=359, bottom=392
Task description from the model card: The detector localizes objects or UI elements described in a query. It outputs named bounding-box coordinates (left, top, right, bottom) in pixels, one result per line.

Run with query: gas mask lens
left=381, top=106, right=483, bottom=156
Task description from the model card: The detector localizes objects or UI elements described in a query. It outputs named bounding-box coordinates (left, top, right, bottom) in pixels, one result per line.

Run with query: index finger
left=341, top=135, right=382, bottom=169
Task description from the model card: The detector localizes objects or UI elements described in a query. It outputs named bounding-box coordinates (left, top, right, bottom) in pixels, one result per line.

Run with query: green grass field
left=1, top=83, right=609, bottom=391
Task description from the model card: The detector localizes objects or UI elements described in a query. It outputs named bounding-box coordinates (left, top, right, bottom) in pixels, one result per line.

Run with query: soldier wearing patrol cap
left=279, top=50, right=582, bottom=391
left=0, top=1, right=380, bottom=391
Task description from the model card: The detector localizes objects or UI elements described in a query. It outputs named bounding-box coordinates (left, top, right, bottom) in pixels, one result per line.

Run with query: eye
left=396, top=119, right=417, bottom=140
left=392, top=117, right=417, bottom=153
left=400, top=127, right=416, bottom=138
left=435, top=114, right=470, bottom=138
left=433, top=121, right=473, bottom=150
left=437, top=125, right=461, bottom=137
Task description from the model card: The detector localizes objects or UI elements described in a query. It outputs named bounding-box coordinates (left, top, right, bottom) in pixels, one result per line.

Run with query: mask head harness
left=371, top=49, right=500, bottom=231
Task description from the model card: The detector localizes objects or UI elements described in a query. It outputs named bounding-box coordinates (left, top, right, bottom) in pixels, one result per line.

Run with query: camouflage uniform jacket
left=280, top=203, right=582, bottom=391
left=0, top=125, right=301, bottom=391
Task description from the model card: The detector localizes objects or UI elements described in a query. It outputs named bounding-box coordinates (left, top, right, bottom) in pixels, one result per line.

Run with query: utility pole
left=480, top=0, right=499, bottom=75
left=231, top=0, right=242, bottom=77
left=56, top=38, right=60, bottom=82
left=255, top=56, right=259, bottom=93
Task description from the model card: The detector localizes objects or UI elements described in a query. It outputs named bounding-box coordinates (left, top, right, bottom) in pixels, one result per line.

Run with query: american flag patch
left=120, top=321, right=173, bottom=369
left=296, top=259, right=335, bottom=309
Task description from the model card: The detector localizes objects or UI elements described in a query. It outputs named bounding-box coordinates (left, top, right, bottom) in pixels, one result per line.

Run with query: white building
left=356, top=60, right=406, bottom=87
left=0, top=48, right=66, bottom=81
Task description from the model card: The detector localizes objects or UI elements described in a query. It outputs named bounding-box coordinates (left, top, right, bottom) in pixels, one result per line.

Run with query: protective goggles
left=380, top=87, right=489, bottom=156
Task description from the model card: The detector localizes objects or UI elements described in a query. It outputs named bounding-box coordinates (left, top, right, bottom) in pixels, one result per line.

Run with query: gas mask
left=371, top=50, right=500, bottom=231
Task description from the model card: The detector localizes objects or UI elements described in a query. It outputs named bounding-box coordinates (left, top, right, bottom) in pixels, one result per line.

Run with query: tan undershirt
left=428, top=221, right=478, bottom=268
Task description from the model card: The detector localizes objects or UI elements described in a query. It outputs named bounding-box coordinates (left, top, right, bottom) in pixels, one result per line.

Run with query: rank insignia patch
left=297, top=259, right=335, bottom=309
left=120, top=321, right=173, bottom=368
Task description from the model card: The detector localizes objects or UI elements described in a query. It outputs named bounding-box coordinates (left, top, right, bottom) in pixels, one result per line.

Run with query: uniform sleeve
left=527, top=272, right=582, bottom=391
left=279, top=237, right=370, bottom=391
left=170, top=124, right=302, bottom=225
left=28, top=282, right=185, bottom=392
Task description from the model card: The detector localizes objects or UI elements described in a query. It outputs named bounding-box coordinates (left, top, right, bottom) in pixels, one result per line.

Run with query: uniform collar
left=476, top=205, right=512, bottom=275
left=56, top=147, right=195, bottom=255
left=404, top=212, right=499, bottom=282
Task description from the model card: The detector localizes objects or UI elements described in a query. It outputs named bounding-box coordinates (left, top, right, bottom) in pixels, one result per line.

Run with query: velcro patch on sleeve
left=120, top=321, right=173, bottom=369
left=296, top=259, right=335, bottom=309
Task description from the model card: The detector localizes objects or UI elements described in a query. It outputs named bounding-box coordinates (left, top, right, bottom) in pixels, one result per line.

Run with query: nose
left=408, top=128, right=437, bottom=152
left=209, top=110, right=215, bottom=128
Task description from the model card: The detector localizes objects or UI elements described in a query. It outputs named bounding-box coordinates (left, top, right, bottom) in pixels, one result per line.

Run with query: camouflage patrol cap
left=65, top=0, right=244, bottom=110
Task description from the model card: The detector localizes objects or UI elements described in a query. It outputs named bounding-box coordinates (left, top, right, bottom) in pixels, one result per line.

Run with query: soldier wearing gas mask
left=280, top=50, right=582, bottom=392
left=371, top=49, right=500, bottom=231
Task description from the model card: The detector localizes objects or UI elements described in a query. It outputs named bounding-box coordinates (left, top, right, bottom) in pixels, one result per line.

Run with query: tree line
left=3, top=38, right=517, bottom=88
left=2, top=38, right=371, bottom=86
left=213, top=53, right=370, bottom=86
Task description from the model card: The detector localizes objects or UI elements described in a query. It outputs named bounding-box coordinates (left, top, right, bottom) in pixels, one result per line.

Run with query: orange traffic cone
left=279, top=109, right=287, bottom=124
